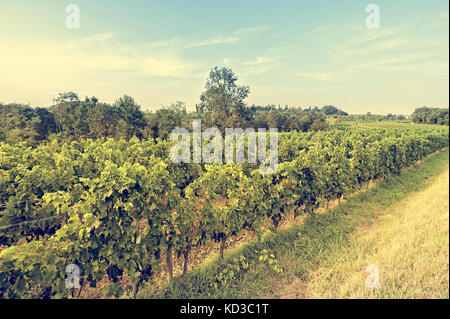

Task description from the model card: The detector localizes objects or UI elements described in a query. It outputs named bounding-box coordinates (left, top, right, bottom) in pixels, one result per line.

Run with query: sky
left=0, top=0, right=448, bottom=114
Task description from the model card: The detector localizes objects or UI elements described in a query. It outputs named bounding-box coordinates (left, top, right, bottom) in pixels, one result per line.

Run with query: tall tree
left=88, top=103, right=120, bottom=138
left=145, top=101, right=187, bottom=139
left=34, top=108, right=57, bottom=140
left=199, top=67, right=250, bottom=131
left=114, top=95, right=147, bottom=139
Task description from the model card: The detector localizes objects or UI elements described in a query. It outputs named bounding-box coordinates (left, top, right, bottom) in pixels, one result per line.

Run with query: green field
left=1, top=121, right=448, bottom=299
left=145, top=148, right=449, bottom=298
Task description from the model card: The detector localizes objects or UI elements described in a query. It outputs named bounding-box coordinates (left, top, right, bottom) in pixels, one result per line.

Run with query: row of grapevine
left=0, top=126, right=448, bottom=298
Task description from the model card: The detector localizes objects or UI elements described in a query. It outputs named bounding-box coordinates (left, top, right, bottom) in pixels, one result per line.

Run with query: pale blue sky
left=0, top=0, right=448, bottom=114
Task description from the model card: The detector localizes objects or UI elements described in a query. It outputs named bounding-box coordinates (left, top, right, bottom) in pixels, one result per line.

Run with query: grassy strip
left=143, top=149, right=449, bottom=299
left=304, top=167, right=449, bottom=298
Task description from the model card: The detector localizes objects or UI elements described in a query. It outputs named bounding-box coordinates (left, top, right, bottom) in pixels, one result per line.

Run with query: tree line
left=411, top=106, right=449, bottom=125
left=0, top=94, right=146, bottom=146
left=3, top=67, right=447, bottom=147
left=1, top=67, right=349, bottom=145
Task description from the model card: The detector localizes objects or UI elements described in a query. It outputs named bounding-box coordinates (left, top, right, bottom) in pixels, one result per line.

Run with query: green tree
left=145, top=101, right=187, bottom=139
left=52, top=92, right=90, bottom=139
left=0, top=103, right=44, bottom=145
left=114, top=95, right=147, bottom=139
left=321, top=105, right=348, bottom=116
left=88, top=103, right=120, bottom=138
left=34, top=108, right=57, bottom=140
left=411, top=106, right=449, bottom=125
left=199, top=67, right=250, bottom=131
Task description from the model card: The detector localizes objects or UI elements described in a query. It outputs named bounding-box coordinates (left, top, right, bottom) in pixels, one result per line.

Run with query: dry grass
left=304, top=167, right=449, bottom=299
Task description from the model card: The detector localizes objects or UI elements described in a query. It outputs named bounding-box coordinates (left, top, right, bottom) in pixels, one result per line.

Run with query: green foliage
left=114, top=95, right=147, bottom=139
left=211, top=255, right=249, bottom=291
left=252, top=108, right=329, bottom=132
left=337, top=113, right=407, bottom=123
left=256, top=249, right=283, bottom=273
left=155, top=148, right=449, bottom=299
left=145, top=102, right=188, bottom=139
left=51, top=94, right=148, bottom=141
left=0, top=125, right=448, bottom=298
left=0, top=104, right=57, bottom=146
left=321, top=105, right=348, bottom=116
left=1, top=70, right=347, bottom=147
left=411, top=106, right=449, bottom=125
left=199, top=66, right=251, bottom=131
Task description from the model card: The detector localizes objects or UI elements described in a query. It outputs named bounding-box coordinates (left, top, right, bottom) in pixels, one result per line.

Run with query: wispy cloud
left=186, top=25, right=269, bottom=48
left=241, top=65, right=276, bottom=76
left=233, top=25, right=269, bottom=36
left=382, top=61, right=448, bottom=74
left=296, top=72, right=335, bottom=82
left=140, top=55, right=196, bottom=77
left=305, top=26, right=326, bottom=37
left=345, top=26, right=404, bottom=47
left=349, top=53, right=434, bottom=70
left=342, top=37, right=411, bottom=57
left=240, top=54, right=280, bottom=75
left=242, top=56, right=278, bottom=66
left=186, top=35, right=239, bottom=48
left=143, top=38, right=180, bottom=49
left=0, top=32, right=200, bottom=104
left=433, top=11, right=449, bottom=27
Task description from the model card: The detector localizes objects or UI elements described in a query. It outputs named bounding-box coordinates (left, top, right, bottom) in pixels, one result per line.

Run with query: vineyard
left=0, top=125, right=448, bottom=298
